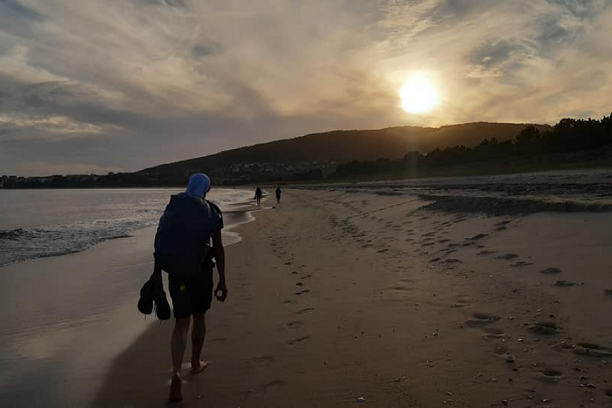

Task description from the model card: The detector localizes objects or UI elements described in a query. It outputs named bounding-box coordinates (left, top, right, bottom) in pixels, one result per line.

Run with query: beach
left=88, top=171, right=612, bottom=407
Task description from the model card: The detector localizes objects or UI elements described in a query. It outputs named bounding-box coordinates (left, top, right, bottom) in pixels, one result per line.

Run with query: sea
left=0, top=188, right=255, bottom=408
left=0, top=188, right=255, bottom=267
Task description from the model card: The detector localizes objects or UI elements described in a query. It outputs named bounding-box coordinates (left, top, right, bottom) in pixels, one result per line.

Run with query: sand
left=94, top=185, right=612, bottom=407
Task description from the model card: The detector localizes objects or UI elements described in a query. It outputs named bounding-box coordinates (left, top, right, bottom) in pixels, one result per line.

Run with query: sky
left=1, top=0, right=611, bottom=176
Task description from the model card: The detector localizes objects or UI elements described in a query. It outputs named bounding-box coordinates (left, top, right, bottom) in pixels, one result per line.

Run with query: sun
left=399, top=74, right=440, bottom=114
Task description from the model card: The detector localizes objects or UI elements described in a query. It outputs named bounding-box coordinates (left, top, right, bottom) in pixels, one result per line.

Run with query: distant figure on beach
left=255, top=187, right=263, bottom=205
left=148, top=173, right=227, bottom=403
left=275, top=185, right=282, bottom=204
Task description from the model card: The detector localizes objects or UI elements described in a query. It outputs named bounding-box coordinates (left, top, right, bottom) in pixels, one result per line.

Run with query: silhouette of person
left=146, top=173, right=227, bottom=403
left=275, top=185, right=282, bottom=204
left=254, top=187, right=263, bottom=205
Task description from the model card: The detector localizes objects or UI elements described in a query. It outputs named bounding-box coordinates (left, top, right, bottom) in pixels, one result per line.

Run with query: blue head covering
left=185, top=173, right=211, bottom=198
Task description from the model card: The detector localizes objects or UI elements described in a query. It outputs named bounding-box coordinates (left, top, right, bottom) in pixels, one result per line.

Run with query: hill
left=140, top=122, right=551, bottom=176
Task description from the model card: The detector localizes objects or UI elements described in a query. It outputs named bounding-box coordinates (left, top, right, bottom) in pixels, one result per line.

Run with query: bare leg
left=172, top=318, right=191, bottom=375
left=190, top=312, right=209, bottom=374
left=169, top=318, right=190, bottom=402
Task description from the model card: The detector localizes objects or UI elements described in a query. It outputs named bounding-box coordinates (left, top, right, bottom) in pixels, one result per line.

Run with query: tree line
left=333, top=114, right=612, bottom=178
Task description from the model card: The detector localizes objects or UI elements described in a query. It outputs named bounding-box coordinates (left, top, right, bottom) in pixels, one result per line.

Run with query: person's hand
left=150, top=264, right=163, bottom=288
left=215, top=281, right=228, bottom=302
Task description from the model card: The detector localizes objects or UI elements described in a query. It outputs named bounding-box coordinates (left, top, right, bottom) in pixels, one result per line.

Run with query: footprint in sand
left=297, top=307, right=314, bottom=315
left=469, top=233, right=488, bottom=240
left=510, top=261, right=533, bottom=267
left=535, top=369, right=564, bottom=383
left=573, top=342, right=612, bottom=358
left=282, top=299, right=296, bottom=305
left=539, top=267, right=562, bottom=275
left=287, top=336, right=309, bottom=345
left=497, top=253, right=518, bottom=261
left=553, top=280, right=581, bottom=287
left=483, top=327, right=506, bottom=339
left=300, top=274, right=312, bottom=280
left=295, top=289, right=310, bottom=295
left=285, top=321, right=303, bottom=330
left=528, top=321, right=561, bottom=335
left=450, top=297, right=471, bottom=308
left=605, top=289, right=612, bottom=297
left=465, top=313, right=501, bottom=326
left=389, top=285, right=412, bottom=292
left=477, top=250, right=496, bottom=256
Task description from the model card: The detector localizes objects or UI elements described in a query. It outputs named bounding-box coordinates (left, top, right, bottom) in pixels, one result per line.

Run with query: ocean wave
left=0, top=188, right=253, bottom=267
left=0, top=223, right=152, bottom=267
left=0, top=228, right=27, bottom=240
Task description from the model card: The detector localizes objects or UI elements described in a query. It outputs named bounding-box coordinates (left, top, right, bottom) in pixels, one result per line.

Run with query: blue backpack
left=154, top=193, right=220, bottom=277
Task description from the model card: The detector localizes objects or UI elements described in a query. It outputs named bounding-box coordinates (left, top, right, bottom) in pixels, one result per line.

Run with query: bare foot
left=168, top=374, right=182, bottom=403
left=190, top=359, right=209, bottom=375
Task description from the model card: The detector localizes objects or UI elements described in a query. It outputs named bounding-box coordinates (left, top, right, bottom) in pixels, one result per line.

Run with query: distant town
left=0, top=161, right=337, bottom=188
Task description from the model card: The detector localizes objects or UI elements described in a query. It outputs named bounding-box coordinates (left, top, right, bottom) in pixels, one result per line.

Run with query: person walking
left=147, top=173, right=227, bottom=403
left=254, top=187, right=263, bottom=205
left=275, top=185, right=282, bottom=204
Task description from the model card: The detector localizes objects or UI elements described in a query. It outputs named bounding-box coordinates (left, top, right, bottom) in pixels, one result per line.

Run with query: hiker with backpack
left=138, top=173, right=227, bottom=403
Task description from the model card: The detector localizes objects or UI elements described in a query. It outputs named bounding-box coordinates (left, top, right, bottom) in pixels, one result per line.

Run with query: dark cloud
left=192, top=44, right=215, bottom=58
left=468, top=40, right=526, bottom=76
left=0, top=0, right=44, bottom=21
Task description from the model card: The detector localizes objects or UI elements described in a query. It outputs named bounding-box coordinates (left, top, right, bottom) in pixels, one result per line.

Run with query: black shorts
left=168, top=268, right=214, bottom=319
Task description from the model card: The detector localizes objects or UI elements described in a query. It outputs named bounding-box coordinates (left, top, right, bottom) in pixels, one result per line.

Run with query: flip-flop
left=154, top=288, right=171, bottom=321
left=137, top=280, right=154, bottom=315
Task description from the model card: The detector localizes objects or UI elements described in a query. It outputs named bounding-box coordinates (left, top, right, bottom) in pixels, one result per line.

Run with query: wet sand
left=95, top=183, right=612, bottom=407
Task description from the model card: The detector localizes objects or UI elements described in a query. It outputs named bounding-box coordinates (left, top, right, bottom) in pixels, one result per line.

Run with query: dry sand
left=95, top=186, right=612, bottom=407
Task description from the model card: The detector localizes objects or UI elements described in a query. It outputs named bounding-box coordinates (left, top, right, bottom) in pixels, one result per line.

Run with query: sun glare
left=399, top=74, right=440, bottom=114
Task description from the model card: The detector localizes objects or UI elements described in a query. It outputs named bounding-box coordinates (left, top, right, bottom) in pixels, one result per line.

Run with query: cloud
left=0, top=0, right=611, bottom=175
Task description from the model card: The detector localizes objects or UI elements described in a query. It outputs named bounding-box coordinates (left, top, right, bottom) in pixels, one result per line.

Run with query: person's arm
left=150, top=257, right=163, bottom=286
left=212, top=230, right=227, bottom=302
